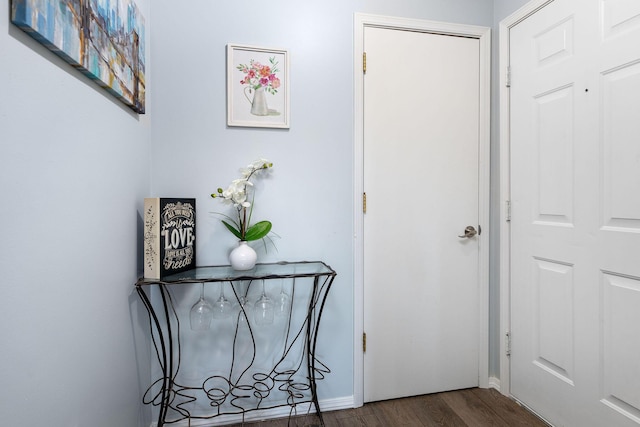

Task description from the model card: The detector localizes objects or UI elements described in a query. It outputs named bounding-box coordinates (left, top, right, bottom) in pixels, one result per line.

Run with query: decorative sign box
left=144, top=198, right=196, bottom=279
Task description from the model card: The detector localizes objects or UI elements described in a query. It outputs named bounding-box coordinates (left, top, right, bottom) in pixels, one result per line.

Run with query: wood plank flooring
left=228, top=388, right=549, bottom=427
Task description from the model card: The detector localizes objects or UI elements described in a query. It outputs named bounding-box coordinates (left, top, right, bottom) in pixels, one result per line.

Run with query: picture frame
left=227, top=44, right=290, bottom=128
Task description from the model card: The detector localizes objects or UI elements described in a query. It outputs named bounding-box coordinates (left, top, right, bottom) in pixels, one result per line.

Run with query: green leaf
left=221, top=220, right=242, bottom=239
left=244, top=221, right=272, bottom=241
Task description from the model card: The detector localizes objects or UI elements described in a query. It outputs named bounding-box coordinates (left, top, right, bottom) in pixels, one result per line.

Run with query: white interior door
left=362, top=25, right=482, bottom=402
left=509, top=1, right=640, bottom=426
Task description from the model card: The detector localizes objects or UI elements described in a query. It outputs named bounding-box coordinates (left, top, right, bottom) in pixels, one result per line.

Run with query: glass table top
left=136, top=260, right=335, bottom=286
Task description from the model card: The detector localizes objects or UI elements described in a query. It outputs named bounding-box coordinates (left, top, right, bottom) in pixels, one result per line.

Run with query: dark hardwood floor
left=228, top=388, right=549, bottom=427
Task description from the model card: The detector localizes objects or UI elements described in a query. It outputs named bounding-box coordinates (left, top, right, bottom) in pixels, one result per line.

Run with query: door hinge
left=505, top=331, right=511, bottom=356
left=363, top=52, right=367, bottom=74
left=363, top=332, right=367, bottom=353
left=506, top=200, right=511, bottom=222
left=363, top=192, right=367, bottom=214
left=506, top=65, right=511, bottom=88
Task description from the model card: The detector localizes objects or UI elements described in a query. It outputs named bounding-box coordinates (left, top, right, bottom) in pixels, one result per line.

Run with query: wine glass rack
left=135, top=261, right=336, bottom=427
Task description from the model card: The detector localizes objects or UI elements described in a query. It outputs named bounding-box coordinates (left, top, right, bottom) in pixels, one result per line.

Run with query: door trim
left=353, top=13, right=491, bottom=407
left=498, top=0, right=555, bottom=398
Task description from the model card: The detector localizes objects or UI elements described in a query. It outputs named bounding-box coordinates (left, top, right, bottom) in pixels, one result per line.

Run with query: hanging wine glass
left=275, top=278, right=290, bottom=318
left=234, top=281, right=253, bottom=323
left=190, top=283, right=213, bottom=331
left=254, top=280, right=274, bottom=325
left=212, top=282, right=232, bottom=319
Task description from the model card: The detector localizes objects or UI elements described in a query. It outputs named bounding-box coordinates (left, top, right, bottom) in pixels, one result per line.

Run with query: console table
left=135, top=261, right=336, bottom=426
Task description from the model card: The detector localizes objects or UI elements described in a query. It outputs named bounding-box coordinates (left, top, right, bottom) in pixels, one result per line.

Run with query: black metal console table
left=135, top=261, right=336, bottom=427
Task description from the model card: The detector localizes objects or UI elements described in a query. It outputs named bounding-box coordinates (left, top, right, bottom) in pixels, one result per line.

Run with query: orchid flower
left=212, top=159, right=273, bottom=242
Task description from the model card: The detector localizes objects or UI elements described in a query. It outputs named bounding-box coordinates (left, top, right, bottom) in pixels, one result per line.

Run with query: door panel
left=602, top=63, right=640, bottom=229
left=510, top=0, right=640, bottom=425
left=598, top=1, right=640, bottom=418
left=363, top=26, right=480, bottom=402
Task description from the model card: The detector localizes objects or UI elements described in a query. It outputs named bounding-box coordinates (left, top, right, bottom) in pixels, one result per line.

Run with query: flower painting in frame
left=227, top=44, right=290, bottom=128
left=11, top=0, right=146, bottom=113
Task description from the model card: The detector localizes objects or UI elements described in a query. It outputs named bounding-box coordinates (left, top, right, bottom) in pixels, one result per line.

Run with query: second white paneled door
left=509, top=0, right=640, bottom=425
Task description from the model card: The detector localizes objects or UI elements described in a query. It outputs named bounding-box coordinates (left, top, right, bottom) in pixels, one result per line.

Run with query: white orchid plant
left=211, top=159, right=273, bottom=242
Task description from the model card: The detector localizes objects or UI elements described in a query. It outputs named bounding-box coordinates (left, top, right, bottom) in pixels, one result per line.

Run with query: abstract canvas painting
left=11, top=0, right=146, bottom=113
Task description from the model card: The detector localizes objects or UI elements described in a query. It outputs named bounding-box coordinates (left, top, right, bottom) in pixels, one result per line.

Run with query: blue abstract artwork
left=11, top=0, right=146, bottom=113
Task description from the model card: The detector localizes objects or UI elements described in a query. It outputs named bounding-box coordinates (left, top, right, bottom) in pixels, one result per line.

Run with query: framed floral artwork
left=227, top=44, right=290, bottom=128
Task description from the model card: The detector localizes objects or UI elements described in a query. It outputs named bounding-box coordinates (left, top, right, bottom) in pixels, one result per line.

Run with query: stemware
left=275, top=279, right=290, bottom=317
left=254, top=280, right=274, bottom=325
left=234, top=281, right=253, bottom=323
left=190, top=283, right=213, bottom=331
left=212, top=282, right=233, bottom=319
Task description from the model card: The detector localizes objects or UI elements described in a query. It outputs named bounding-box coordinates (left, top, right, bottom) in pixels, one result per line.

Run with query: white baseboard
left=315, top=395, right=355, bottom=412
left=149, top=395, right=355, bottom=427
left=488, top=376, right=502, bottom=393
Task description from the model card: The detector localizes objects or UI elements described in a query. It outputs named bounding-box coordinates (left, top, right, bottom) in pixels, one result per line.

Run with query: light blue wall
left=150, top=0, right=493, bottom=403
left=494, top=0, right=533, bottom=24
left=0, top=1, right=539, bottom=426
left=0, top=0, right=152, bottom=426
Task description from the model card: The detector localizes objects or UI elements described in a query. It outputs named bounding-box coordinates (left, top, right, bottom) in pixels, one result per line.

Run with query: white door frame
left=498, top=0, right=555, bottom=398
left=353, top=13, right=491, bottom=407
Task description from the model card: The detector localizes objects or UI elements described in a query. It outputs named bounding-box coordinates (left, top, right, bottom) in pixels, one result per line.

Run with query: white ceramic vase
left=229, top=241, right=257, bottom=270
